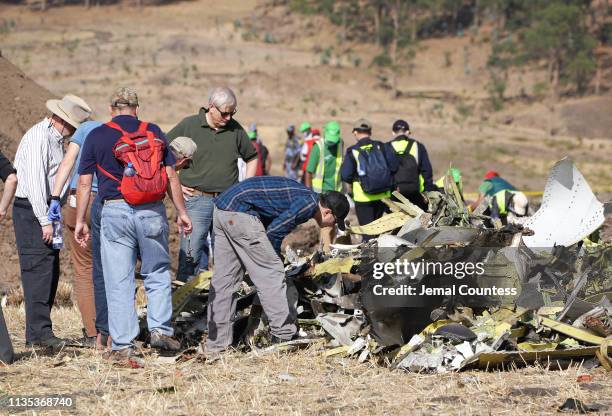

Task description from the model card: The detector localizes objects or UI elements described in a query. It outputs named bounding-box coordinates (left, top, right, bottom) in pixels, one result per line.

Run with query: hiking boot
left=104, top=347, right=144, bottom=368
left=26, top=336, right=68, bottom=351
left=69, top=329, right=97, bottom=348
left=270, top=333, right=301, bottom=345
left=149, top=331, right=181, bottom=352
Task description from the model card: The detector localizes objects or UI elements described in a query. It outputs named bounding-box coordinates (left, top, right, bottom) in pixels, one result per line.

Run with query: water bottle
left=184, top=235, right=196, bottom=276
left=123, top=162, right=136, bottom=177
left=52, top=221, right=63, bottom=249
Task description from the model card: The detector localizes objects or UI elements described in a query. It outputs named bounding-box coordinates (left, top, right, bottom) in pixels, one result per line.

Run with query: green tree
left=520, top=2, right=597, bottom=99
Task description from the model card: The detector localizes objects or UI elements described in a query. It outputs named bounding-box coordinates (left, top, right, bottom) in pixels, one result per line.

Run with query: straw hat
left=45, top=95, right=92, bottom=129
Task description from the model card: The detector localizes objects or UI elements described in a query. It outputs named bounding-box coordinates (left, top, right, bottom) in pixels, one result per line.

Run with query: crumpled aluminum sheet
left=523, top=157, right=604, bottom=249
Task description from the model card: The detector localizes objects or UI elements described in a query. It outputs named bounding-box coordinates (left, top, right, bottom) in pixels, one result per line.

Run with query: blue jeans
left=178, top=195, right=214, bottom=281
left=90, top=196, right=109, bottom=335
left=100, top=200, right=173, bottom=350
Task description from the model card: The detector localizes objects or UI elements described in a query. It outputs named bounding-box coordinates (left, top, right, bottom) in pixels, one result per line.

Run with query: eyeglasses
left=213, top=104, right=237, bottom=118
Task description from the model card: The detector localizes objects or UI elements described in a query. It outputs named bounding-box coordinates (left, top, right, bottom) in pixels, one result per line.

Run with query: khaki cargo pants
left=205, top=209, right=297, bottom=353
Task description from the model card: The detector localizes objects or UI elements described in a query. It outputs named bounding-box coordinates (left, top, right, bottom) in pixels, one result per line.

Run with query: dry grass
left=2, top=305, right=611, bottom=415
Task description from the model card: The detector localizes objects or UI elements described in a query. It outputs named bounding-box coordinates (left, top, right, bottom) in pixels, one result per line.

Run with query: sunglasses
left=213, top=104, right=237, bottom=118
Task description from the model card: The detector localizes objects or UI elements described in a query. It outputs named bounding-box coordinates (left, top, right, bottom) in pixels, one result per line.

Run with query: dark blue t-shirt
left=79, top=115, right=176, bottom=201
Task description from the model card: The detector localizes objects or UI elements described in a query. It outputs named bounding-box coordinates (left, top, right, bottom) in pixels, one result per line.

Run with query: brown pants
left=319, top=226, right=336, bottom=253
left=64, top=194, right=96, bottom=337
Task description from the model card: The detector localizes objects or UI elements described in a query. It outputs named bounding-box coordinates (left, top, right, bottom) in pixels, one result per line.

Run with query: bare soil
left=1, top=305, right=611, bottom=416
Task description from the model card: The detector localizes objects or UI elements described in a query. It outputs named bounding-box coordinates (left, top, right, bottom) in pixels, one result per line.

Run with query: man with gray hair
left=167, top=86, right=257, bottom=281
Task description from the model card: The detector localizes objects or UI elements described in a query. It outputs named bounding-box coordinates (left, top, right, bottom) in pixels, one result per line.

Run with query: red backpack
left=97, top=121, right=168, bottom=205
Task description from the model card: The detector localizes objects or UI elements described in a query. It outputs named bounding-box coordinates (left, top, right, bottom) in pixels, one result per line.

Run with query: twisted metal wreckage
left=162, top=157, right=611, bottom=372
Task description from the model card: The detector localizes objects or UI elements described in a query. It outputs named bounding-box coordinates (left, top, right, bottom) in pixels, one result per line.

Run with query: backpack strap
left=97, top=163, right=120, bottom=183
left=106, top=121, right=128, bottom=135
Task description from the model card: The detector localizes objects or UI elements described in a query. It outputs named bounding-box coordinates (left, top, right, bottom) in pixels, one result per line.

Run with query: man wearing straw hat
left=13, top=94, right=91, bottom=350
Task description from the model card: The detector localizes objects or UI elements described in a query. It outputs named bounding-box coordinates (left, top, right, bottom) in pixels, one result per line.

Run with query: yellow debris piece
left=172, top=271, right=212, bottom=316
left=313, top=256, right=354, bottom=276
left=350, top=211, right=409, bottom=235
left=517, top=342, right=558, bottom=352
left=539, top=316, right=605, bottom=345
left=323, top=346, right=350, bottom=358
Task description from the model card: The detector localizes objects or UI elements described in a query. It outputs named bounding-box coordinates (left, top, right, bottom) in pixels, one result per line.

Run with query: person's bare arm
left=265, top=152, right=272, bottom=175
left=74, top=173, right=93, bottom=247
left=245, top=158, right=258, bottom=179
left=51, top=142, right=80, bottom=197
left=304, top=171, right=313, bottom=188
left=468, top=194, right=485, bottom=211
left=0, top=173, right=17, bottom=221
left=166, top=166, right=192, bottom=235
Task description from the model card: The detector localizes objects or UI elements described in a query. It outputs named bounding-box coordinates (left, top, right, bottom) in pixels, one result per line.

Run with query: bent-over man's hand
left=74, top=221, right=90, bottom=248
left=176, top=211, right=192, bottom=235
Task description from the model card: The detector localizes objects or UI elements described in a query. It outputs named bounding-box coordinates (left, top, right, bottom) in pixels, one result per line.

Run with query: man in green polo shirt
left=166, top=86, right=258, bottom=281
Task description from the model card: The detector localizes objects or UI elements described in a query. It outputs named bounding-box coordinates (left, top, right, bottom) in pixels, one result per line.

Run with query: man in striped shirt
left=13, top=95, right=91, bottom=350
left=204, top=176, right=349, bottom=357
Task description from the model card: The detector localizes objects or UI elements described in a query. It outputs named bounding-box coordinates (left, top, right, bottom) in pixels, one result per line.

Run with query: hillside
left=0, top=0, right=610, bottom=289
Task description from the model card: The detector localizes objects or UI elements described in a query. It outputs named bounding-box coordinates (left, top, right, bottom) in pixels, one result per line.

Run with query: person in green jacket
left=305, top=121, right=344, bottom=252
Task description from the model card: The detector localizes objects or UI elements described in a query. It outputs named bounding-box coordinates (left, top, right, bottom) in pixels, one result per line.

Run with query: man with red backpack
left=74, top=87, right=192, bottom=363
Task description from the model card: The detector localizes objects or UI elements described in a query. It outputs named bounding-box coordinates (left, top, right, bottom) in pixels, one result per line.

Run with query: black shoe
left=69, top=329, right=97, bottom=348
left=270, top=333, right=300, bottom=345
left=149, top=331, right=181, bottom=352
left=26, top=336, right=68, bottom=351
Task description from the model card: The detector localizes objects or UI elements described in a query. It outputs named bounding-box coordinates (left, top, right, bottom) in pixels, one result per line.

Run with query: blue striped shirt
left=215, top=176, right=319, bottom=253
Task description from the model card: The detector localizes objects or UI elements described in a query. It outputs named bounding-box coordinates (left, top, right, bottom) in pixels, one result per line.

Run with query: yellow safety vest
left=491, top=189, right=515, bottom=215
left=351, top=144, right=391, bottom=202
left=312, top=141, right=343, bottom=193
left=390, top=139, right=425, bottom=193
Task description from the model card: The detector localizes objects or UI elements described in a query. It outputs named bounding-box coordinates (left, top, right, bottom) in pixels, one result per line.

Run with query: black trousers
left=0, top=304, right=14, bottom=363
left=12, top=198, right=60, bottom=344
left=354, top=200, right=389, bottom=242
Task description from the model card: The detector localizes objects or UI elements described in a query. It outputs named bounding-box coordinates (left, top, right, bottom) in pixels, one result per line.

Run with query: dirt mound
left=0, top=54, right=55, bottom=292
left=0, top=53, right=54, bottom=156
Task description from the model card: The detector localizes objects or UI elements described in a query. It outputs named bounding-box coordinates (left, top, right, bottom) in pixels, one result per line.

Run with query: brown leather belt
left=191, top=190, right=220, bottom=197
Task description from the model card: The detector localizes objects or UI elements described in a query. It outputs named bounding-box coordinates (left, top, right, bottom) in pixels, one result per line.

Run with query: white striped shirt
left=14, top=118, right=68, bottom=226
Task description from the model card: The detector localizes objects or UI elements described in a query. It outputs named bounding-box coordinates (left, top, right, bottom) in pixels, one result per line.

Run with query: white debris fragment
left=523, top=157, right=604, bottom=249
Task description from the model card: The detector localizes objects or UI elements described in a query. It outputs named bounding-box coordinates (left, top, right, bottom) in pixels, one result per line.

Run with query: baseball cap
left=247, top=131, right=257, bottom=140
left=392, top=119, right=410, bottom=132
left=320, top=191, right=350, bottom=231
left=299, top=121, right=311, bottom=133
left=287, top=124, right=295, bottom=133
left=484, top=170, right=499, bottom=180
left=352, top=118, right=372, bottom=132
left=110, top=87, right=139, bottom=107
left=324, top=121, right=341, bottom=144
left=170, top=136, right=197, bottom=159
